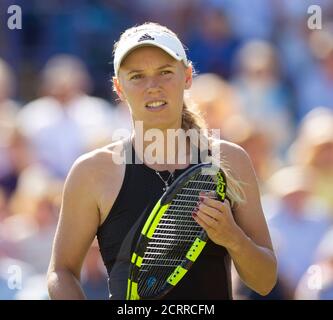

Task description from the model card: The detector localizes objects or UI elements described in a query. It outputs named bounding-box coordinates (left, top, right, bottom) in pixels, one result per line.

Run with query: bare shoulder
left=64, top=139, right=127, bottom=199
left=211, top=139, right=253, bottom=177
left=63, top=139, right=128, bottom=225
left=69, top=139, right=126, bottom=178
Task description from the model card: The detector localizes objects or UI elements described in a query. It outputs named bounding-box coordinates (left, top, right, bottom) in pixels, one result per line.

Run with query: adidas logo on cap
left=138, top=33, right=155, bottom=42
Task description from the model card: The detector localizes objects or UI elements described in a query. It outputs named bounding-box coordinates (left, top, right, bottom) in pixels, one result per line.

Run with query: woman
left=47, top=22, right=277, bottom=299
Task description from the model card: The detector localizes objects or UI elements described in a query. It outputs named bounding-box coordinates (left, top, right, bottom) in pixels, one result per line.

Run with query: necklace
left=155, top=170, right=174, bottom=191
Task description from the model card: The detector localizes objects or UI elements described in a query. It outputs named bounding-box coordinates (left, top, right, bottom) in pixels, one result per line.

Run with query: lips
left=145, top=100, right=168, bottom=111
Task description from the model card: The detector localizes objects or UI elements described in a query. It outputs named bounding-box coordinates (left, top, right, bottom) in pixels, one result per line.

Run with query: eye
left=161, top=70, right=172, bottom=76
left=130, top=74, right=143, bottom=80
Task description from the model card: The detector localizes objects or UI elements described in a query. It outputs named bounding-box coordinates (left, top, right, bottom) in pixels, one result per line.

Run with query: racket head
left=127, top=162, right=227, bottom=300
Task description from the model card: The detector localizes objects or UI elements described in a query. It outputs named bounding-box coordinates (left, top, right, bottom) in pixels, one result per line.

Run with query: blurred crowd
left=1, top=0, right=333, bottom=300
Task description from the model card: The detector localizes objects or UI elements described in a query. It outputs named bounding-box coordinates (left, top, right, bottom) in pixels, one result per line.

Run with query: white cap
left=267, top=166, right=314, bottom=197
left=113, top=28, right=188, bottom=76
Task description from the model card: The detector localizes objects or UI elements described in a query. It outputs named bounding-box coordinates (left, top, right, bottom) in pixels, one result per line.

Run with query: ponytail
left=181, top=102, right=206, bottom=131
left=182, top=101, right=246, bottom=208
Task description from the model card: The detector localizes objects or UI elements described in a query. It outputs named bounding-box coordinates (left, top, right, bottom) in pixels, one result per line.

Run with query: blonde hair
left=183, top=100, right=246, bottom=207
left=113, top=22, right=246, bottom=207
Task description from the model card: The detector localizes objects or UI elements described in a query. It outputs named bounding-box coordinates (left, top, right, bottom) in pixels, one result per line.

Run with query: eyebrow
left=126, top=64, right=175, bottom=76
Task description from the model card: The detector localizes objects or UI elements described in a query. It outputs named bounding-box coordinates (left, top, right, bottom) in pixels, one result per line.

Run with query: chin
left=149, top=117, right=180, bottom=130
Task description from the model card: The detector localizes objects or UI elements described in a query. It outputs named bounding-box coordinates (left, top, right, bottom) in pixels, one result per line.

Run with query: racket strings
left=139, top=173, right=214, bottom=276
left=142, top=175, right=209, bottom=254
left=150, top=173, right=214, bottom=254
left=165, top=173, right=215, bottom=262
left=140, top=174, right=213, bottom=294
left=138, top=171, right=218, bottom=296
left=163, top=174, right=214, bottom=233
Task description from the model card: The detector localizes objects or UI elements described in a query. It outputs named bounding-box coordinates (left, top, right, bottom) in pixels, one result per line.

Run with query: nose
left=146, top=75, right=161, bottom=94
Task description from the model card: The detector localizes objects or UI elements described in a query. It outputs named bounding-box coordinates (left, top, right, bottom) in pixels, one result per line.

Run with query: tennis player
left=47, top=22, right=277, bottom=299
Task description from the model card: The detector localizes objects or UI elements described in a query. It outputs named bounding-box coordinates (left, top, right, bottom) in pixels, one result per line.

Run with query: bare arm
left=47, top=156, right=100, bottom=299
left=228, top=145, right=277, bottom=295
left=194, top=142, right=277, bottom=296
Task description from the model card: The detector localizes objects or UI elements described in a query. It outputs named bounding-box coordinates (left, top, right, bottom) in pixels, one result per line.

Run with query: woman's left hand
left=192, top=192, right=244, bottom=251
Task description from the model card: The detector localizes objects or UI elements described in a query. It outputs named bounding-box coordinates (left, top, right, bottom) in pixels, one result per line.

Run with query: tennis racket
left=126, top=162, right=227, bottom=300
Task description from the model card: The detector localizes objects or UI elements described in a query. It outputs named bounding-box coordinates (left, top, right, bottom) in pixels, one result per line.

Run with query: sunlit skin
left=113, top=46, right=192, bottom=132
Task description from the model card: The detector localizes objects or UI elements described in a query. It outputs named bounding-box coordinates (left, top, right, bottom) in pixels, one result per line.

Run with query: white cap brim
left=114, top=29, right=188, bottom=76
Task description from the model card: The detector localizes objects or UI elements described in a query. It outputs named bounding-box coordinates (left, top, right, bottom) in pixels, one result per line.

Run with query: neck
left=131, top=119, right=193, bottom=171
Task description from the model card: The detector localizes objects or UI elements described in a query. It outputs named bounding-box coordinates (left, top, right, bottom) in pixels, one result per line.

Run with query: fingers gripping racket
left=126, top=162, right=227, bottom=300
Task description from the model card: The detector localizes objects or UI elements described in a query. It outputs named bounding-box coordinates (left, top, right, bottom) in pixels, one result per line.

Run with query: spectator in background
left=295, top=28, right=333, bottom=119
left=273, top=0, right=317, bottom=82
left=0, top=253, right=37, bottom=300
left=0, top=58, right=18, bottom=124
left=17, top=55, right=122, bottom=178
left=185, top=73, right=240, bottom=132
left=187, top=7, right=241, bottom=78
left=2, top=164, right=62, bottom=274
left=0, top=161, right=62, bottom=300
left=295, top=227, right=333, bottom=300
left=0, top=127, right=37, bottom=272
left=110, top=101, right=133, bottom=139
left=236, top=165, right=331, bottom=299
left=289, top=107, right=333, bottom=215
left=206, top=0, right=276, bottom=40
left=232, top=40, right=294, bottom=156
left=135, top=0, right=198, bottom=39
left=223, top=115, right=281, bottom=190
left=0, top=59, right=20, bottom=182
left=266, top=166, right=331, bottom=298
left=0, top=127, right=34, bottom=199
left=0, top=188, right=8, bottom=222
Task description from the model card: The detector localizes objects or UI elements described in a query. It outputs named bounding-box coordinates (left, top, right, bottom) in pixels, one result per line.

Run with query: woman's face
left=115, top=46, right=192, bottom=130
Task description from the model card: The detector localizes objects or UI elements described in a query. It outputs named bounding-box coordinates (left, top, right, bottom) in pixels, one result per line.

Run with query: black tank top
left=96, top=140, right=232, bottom=299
